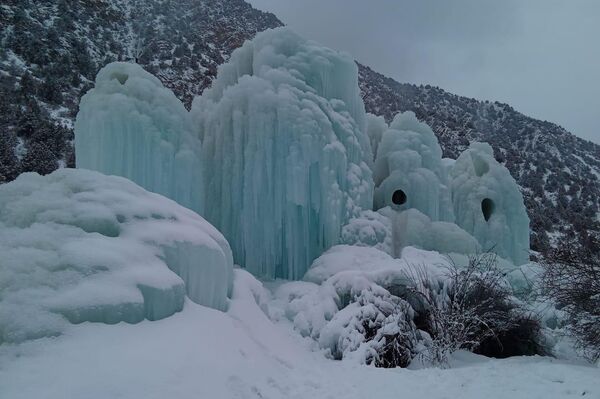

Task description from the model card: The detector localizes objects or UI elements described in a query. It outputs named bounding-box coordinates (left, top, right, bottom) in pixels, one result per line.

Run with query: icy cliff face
left=75, top=62, right=204, bottom=214
left=450, top=142, right=530, bottom=265
left=372, top=112, right=453, bottom=223
left=0, top=169, right=233, bottom=344
left=192, top=28, right=374, bottom=279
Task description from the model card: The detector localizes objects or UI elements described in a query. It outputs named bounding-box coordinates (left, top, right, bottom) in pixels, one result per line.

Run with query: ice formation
left=74, top=27, right=529, bottom=281
left=0, top=169, right=232, bottom=344
left=365, top=113, right=387, bottom=163
left=191, top=27, right=374, bottom=279
left=450, top=142, right=530, bottom=265
left=382, top=208, right=481, bottom=257
left=372, top=112, right=453, bottom=222
left=75, top=62, right=204, bottom=214
left=75, top=28, right=374, bottom=280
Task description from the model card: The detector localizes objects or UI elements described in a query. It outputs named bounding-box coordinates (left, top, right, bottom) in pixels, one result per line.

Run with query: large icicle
left=75, top=62, right=204, bottom=214
left=191, top=27, right=374, bottom=280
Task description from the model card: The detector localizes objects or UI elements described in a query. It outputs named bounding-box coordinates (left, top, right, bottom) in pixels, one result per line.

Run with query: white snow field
left=0, top=269, right=597, bottom=399
left=0, top=169, right=233, bottom=345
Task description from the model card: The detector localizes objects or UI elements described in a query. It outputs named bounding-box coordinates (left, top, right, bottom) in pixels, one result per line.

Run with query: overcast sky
left=248, top=0, right=600, bottom=143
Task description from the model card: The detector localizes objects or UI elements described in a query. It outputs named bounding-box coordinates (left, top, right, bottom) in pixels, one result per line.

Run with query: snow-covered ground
left=1, top=270, right=597, bottom=399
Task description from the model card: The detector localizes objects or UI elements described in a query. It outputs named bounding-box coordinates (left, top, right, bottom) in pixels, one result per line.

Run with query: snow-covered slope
left=0, top=269, right=597, bottom=399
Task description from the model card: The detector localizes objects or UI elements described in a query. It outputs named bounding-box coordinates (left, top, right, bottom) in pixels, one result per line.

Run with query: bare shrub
left=405, top=253, right=541, bottom=366
left=541, top=237, right=600, bottom=362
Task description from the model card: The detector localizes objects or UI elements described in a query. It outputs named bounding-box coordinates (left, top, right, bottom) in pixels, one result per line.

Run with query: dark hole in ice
left=481, top=198, right=494, bottom=221
left=392, top=189, right=407, bottom=205
left=111, top=72, right=128, bottom=85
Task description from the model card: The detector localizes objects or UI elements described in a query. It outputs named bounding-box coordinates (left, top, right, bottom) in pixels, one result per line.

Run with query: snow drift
left=0, top=169, right=233, bottom=344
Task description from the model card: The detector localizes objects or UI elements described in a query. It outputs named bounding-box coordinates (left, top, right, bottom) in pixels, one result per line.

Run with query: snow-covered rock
left=192, top=27, right=374, bottom=279
left=450, top=142, right=530, bottom=265
left=0, top=169, right=233, bottom=344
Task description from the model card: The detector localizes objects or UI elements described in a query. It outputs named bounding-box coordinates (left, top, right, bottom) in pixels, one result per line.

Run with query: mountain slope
left=1, top=0, right=598, bottom=255
left=359, top=65, right=600, bottom=253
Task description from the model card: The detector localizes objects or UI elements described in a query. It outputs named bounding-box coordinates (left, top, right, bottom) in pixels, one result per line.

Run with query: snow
left=340, top=209, right=393, bottom=254
left=282, top=245, right=449, bottom=358
left=0, top=269, right=597, bottom=399
left=0, top=168, right=233, bottom=345
left=192, top=27, right=373, bottom=279
left=75, top=62, right=205, bottom=215
left=304, top=244, right=398, bottom=284
left=340, top=206, right=480, bottom=259
left=450, top=142, right=530, bottom=265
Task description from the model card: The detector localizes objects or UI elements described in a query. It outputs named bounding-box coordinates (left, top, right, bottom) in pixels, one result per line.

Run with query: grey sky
left=248, top=0, right=600, bottom=143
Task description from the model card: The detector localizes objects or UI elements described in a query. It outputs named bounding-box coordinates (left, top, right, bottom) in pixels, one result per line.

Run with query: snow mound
left=192, top=27, right=374, bottom=279
left=0, top=169, right=233, bottom=345
left=450, top=142, right=530, bottom=265
left=75, top=62, right=204, bottom=215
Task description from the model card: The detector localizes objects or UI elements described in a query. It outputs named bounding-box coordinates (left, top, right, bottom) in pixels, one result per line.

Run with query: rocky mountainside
left=358, top=65, right=600, bottom=253
left=0, top=0, right=282, bottom=178
left=1, top=0, right=598, bottom=255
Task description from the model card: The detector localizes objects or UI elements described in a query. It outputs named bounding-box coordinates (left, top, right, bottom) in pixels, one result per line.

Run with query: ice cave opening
left=111, top=72, right=128, bottom=85
left=392, top=189, right=407, bottom=205
left=481, top=198, right=495, bottom=221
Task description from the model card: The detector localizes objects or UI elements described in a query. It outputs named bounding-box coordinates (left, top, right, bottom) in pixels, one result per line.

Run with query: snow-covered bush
left=274, top=246, right=542, bottom=368
left=541, top=238, right=600, bottom=362
left=319, top=288, right=418, bottom=368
